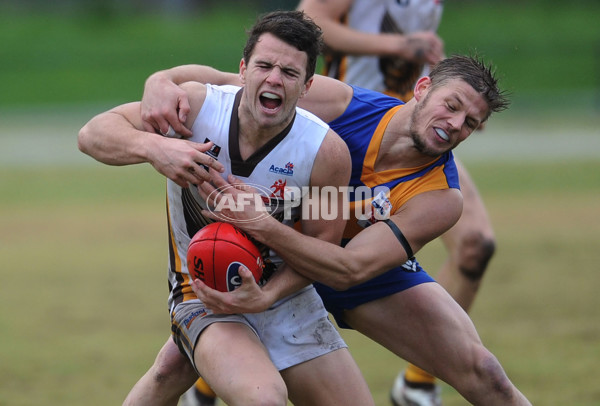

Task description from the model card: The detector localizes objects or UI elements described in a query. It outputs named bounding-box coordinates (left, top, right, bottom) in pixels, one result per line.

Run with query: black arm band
left=382, top=219, right=414, bottom=259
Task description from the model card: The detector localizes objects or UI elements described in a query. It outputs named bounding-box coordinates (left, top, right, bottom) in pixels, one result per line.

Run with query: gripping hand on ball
left=191, top=266, right=274, bottom=314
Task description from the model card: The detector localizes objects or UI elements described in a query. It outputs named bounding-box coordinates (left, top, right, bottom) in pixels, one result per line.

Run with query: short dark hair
left=429, top=54, right=510, bottom=119
left=243, top=10, right=323, bottom=82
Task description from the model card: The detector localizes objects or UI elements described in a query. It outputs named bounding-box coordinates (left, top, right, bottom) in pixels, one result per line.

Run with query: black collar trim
left=229, top=88, right=296, bottom=177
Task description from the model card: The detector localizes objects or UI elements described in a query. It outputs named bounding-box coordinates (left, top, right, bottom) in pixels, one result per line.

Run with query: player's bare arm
left=79, top=102, right=161, bottom=165
left=200, top=173, right=462, bottom=290
left=299, top=0, right=404, bottom=55
left=259, top=188, right=461, bottom=290
left=142, top=64, right=241, bottom=136
left=78, top=83, right=224, bottom=187
left=298, top=128, right=351, bottom=247
left=298, top=0, right=443, bottom=64
left=296, top=74, right=354, bottom=123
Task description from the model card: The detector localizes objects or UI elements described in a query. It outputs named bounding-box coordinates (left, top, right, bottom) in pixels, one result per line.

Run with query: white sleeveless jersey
left=166, top=84, right=329, bottom=310
left=324, top=0, right=443, bottom=100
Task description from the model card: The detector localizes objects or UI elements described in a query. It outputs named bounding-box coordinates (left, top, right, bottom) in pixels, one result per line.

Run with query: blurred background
left=1, top=1, right=599, bottom=405
left=1, top=0, right=599, bottom=165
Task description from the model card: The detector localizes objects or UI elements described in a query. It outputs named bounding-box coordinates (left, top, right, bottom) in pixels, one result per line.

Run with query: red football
left=187, top=222, right=264, bottom=292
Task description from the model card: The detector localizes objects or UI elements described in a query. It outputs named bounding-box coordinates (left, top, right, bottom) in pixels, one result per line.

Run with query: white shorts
left=171, top=286, right=347, bottom=374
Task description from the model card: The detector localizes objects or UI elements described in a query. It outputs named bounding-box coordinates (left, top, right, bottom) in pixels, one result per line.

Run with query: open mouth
left=260, top=92, right=282, bottom=110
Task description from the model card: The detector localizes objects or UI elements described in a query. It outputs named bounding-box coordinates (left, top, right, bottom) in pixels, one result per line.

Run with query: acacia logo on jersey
left=268, top=161, right=294, bottom=176
left=205, top=182, right=392, bottom=223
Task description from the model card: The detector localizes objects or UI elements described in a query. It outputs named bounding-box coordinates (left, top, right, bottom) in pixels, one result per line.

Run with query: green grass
left=1, top=1, right=599, bottom=110
left=0, top=8, right=254, bottom=106
left=439, top=1, right=600, bottom=98
left=1, top=158, right=599, bottom=405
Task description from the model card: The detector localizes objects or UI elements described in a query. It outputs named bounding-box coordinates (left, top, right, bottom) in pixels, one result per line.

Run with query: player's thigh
left=281, top=348, right=374, bottom=406
left=342, top=282, right=484, bottom=378
left=194, top=322, right=286, bottom=404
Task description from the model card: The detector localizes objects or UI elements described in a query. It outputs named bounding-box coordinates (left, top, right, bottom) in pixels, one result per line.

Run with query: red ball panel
left=187, top=222, right=264, bottom=292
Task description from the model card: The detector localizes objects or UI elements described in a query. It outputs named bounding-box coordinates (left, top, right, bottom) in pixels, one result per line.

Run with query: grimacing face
left=238, top=33, right=311, bottom=134
left=409, top=78, right=489, bottom=157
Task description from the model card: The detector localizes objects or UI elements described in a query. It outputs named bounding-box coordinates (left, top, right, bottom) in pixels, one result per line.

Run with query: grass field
left=1, top=1, right=600, bottom=405
left=1, top=110, right=599, bottom=405
left=1, top=1, right=599, bottom=110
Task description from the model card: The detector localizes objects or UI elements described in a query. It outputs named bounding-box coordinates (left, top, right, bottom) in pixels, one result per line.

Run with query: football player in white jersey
left=78, top=10, right=374, bottom=406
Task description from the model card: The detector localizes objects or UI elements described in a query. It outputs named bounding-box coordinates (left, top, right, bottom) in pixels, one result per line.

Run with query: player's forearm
left=261, top=264, right=313, bottom=303
left=78, top=110, right=161, bottom=166
left=316, top=18, right=407, bottom=56
left=249, top=219, right=360, bottom=291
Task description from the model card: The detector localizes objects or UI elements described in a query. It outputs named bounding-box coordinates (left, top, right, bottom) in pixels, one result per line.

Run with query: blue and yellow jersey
left=329, top=86, right=460, bottom=240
